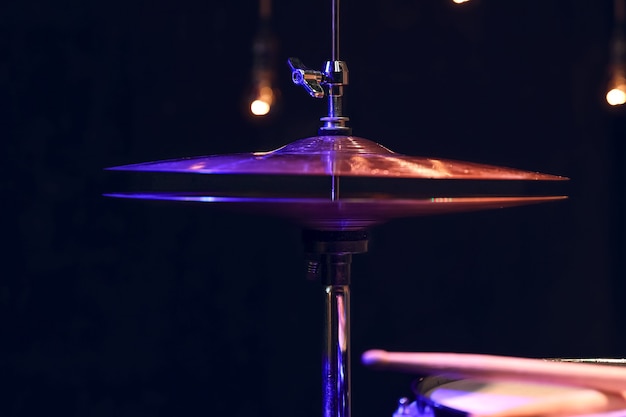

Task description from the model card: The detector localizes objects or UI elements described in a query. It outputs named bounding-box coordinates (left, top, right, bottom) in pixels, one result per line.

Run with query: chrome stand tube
left=323, top=255, right=351, bottom=417
left=303, top=230, right=368, bottom=417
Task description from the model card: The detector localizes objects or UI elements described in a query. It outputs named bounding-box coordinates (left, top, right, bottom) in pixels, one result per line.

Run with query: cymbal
left=106, top=135, right=567, bottom=229
left=107, top=135, right=567, bottom=180
left=104, top=193, right=567, bottom=230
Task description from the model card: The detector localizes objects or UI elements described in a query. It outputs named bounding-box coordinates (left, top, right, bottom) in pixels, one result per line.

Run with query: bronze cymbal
left=107, top=135, right=567, bottom=180
left=104, top=193, right=567, bottom=230
left=105, top=135, right=567, bottom=229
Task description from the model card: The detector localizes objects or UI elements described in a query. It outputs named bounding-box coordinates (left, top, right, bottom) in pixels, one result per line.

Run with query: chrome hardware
left=393, top=398, right=427, bottom=417
left=288, top=57, right=325, bottom=98
left=288, top=57, right=351, bottom=134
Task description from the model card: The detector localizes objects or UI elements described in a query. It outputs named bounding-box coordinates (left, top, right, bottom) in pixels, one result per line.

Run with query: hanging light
left=606, top=71, right=626, bottom=106
left=250, top=84, right=275, bottom=116
left=249, top=71, right=276, bottom=116
left=248, top=0, right=278, bottom=117
left=606, top=0, right=626, bottom=106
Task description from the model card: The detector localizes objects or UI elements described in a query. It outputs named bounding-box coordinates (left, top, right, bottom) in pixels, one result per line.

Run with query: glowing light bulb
left=453, top=0, right=470, bottom=4
left=250, top=99, right=271, bottom=115
left=249, top=84, right=275, bottom=116
left=606, top=86, right=626, bottom=105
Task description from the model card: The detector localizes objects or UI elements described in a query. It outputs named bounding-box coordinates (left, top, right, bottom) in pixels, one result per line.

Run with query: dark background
left=4, top=0, right=626, bottom=416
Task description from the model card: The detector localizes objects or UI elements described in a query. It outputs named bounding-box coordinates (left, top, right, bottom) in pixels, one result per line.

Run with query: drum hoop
left=410, top=359, right=626, bottom=417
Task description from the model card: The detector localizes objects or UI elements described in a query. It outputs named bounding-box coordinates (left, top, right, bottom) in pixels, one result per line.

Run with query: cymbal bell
left=108, top=135, right=567, bottom=180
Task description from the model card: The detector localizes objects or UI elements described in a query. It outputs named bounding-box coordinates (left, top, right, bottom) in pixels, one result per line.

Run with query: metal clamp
left=288, top=57, right=352, bottom=134
left=288, top=57, right=325, bottom=98
left=287, top=57, right=349, bottom=100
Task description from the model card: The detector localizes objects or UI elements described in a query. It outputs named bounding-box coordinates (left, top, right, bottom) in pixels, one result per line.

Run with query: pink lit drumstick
left=362, top=350, right=626, bottom=417
left=362, top=350, right=626, bottom=394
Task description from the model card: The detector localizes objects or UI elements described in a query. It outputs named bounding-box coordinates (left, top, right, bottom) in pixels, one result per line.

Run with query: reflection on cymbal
left=104, top=193, right=567, bottom=230
left=107, top=136, right=567, bottom=180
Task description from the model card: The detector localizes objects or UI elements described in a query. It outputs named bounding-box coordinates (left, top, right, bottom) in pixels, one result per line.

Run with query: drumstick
left=361, top=350, right=626, bottom=395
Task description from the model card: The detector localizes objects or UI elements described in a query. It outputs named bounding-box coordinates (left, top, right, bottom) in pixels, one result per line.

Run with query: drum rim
left=410, top=358, right=626, bottom=417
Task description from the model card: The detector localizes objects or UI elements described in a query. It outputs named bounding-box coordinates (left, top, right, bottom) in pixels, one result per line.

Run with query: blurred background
left=4, top=0, right=626, bottom=416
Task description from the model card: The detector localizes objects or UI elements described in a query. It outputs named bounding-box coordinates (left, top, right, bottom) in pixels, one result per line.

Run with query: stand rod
left=323, top=255, right=351, bottom=417
left=332, top=0, right=340, bottom=61
left=303, top=230, right=369, bottom=417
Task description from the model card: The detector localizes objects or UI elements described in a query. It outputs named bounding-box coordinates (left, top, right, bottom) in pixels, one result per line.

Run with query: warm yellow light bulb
left=249, top=85, right=275, bottom=116
left=250, top=99, right=271, bottom=116
left=606, top=86, right=626, bottom=106
left=453, top=0, right=470, bottom=3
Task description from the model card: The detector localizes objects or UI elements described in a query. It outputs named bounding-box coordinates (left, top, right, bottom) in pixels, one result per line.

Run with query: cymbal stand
left=303, top=230, right=369, bottom=417
left=289, top=1, right=363, bottom=416
left=288, top=0, right=365, bottom=414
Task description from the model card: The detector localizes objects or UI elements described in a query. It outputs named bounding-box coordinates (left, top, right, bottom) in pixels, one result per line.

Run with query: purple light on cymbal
left=106, top=136, right=567, bottom=181
left=104, top=193, right=567, bottom=231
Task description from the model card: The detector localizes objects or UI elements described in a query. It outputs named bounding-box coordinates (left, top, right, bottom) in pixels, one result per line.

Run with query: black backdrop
left=5, top=0, right=626, bottom=416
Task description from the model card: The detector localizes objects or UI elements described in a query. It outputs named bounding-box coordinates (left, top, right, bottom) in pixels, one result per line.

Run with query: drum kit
left=104, top=0, right=626, bottom=416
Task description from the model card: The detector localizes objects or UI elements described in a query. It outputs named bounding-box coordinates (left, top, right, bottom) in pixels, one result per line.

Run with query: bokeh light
left=606, top=86, right=626, bottom=105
